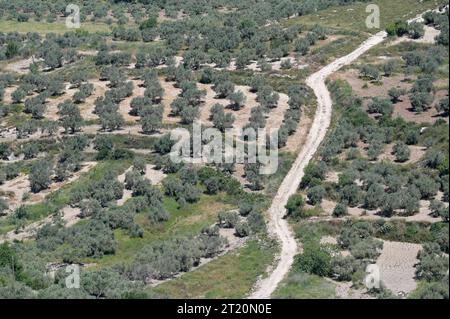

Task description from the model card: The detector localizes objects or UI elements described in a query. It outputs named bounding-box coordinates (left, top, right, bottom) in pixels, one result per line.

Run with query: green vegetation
left=152, top=239, right=277, bottom=298
left=0, top=0, right=448, bottom=300
left=273, top=272, right=335, bottom=299
left=285, top=0, right=448, bottom=33
left=0, top=20, right=111, bottom=35
left=90, top=194, right=233, bottom=267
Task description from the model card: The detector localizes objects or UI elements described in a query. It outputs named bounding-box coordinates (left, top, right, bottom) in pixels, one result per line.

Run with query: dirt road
left=248, top=31, right=387, bottom=299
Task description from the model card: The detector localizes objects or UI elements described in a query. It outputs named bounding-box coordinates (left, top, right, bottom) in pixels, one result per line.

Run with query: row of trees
left=299, top=157, right=447, bottom=218
left=130, top=227, right=225, bottom=281
left=303, top=79, right=449, bottom=220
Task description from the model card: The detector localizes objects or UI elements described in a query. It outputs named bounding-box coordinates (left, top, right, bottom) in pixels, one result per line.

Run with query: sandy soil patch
left=160, top=78, right=182, bottom=124
left=320, top=235, right=338, bottom=245
left=281, top=110, right=313, bottom=153
left=3, top=56, right=43, bottom=74
left=116, top=165, right=166, bottom=205
left=77, top=50, right=98, bottom=56
left=265, top=93, right=290, bottom=131
left=219, top=227, right=247, bottom=251
left=2, top=85, right=19, bottom=104
left=0, top=218, right=46, bottom=243
left=144, top=164, right=166, bottom=185
left=197, top=83, right=229, bottom=125
left=393, top=94, right=446, bottom=124
left=418, top=25, right=440, bottom=44
left=324, top=171, right=340, bottom=183
left=376, top=240, right=422, bottom=297
left=61, top=206, right=82, bottom=228
left=157, top=10, right=186, bottom=22
left=223, top=56, right=307, bottom=73
left=226, top=85, right=258, bottom=136
left=378, top=144, right=426, bottom=164
left=390, top=25, right=440, bottom=46
left=118, top=79, right=145, bottom=123
left=333, top=69, right=412, bottom=99
left=0, top=162, right=96, bottom=214
left=270, top=57, right=308, bottom=71
left=404, top=200, right=445, bottom=223
left=79, top=79, right=109, bottom=120
left=27, top=162, right=97, bottom=204
left=0, top=173, right=30, bottom=211
left=320, top=199, right=338, bottom=216
left=44, top=83, right=77, bottom=120
left=332, top=280, right=373, bottom=299
left=174, top=56, right=183, bottom=67
left=0, top=205, right=82, bottom=243
left=116, top=167, right=133, bottom=206
left=117, top=189, right=132, bottom=206
left=232, top=163, right=251, bottom=190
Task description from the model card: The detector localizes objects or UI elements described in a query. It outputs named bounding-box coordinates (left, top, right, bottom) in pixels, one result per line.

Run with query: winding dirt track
left=248, top=31, right=387, bottom=299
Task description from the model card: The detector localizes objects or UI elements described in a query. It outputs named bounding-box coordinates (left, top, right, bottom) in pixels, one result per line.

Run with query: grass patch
left=309, top=34, right=368, bottom=65
left=264, top=152, right=296, bottom=197
left=284, top=0, right=447, bottom=33
left=0, top=20, right=111, bottom=34
left=151, top=238, right=277, bottom=298
left=86, top=194, right=234, bottom=267
left=273, top=271, right=336, bottom=299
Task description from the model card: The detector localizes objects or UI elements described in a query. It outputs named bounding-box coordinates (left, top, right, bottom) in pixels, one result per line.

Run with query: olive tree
left=408, top=22, right=425, bottom=39
left=416, top=243, right=449, bottom=281
left=139, top=104, right=163, bottom=134
left=307, top=185, right=325, bottom=205
left=214, top=81, right=234, bottom=99
left=383, top=60, right=397, bottom=76
left=29, top=159, right=53, bottom=193
left=12, top=88, right=26, bottom=104
left=435, top=97, right=449, bottom=116
left=217, top=211, right=239, bottom=228
left=144, top=78, right=164, bottom=103
left=393, top=142, right=410, bottom=162
left=58, top=100, right=83, bottom=134
left=42, top=42, right=64, bottom=70
left=360, top=65, right=380, bottom=81
left=410, top=91, right=433, bottom=113
left=368, top=97, right=393, bottom=116
left=332, top=203, right=348, bottom=218
left=211, top=104, right=235, bottom=132
left=228, top=90, right=246, bottom=111
left=257, top=86, right=279, bottom=109
left=285, top=194, right=306, bottom=219
left=388, top=87, right=405, bottom=103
